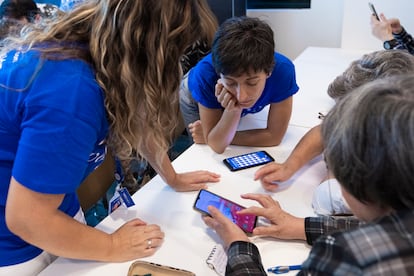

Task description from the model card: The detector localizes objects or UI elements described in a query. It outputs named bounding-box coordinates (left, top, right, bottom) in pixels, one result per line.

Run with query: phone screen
left=368, top=2, right=379, bottom=20
left=193, top=189, right=257, bottom=233
left=223, top=150, right=274, bottom=171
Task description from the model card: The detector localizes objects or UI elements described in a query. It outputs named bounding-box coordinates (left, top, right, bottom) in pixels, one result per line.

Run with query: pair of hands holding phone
left=202, top=193, right=306, bottom=249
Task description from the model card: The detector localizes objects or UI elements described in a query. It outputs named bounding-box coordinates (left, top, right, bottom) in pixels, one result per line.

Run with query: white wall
left=341, top=0, right=414, bottom=50
left=247, top=0, right=344, bottom=59
left=247, top=0, right=413, bottom=60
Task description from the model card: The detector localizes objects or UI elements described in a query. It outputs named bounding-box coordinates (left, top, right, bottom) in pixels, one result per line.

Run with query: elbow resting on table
left=5, top=208, right=31, bottom=240
left=209, top=143, right=227, bottom=154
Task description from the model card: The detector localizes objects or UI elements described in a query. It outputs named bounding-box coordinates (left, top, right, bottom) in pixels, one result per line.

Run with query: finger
left=178, top=184, right=208, bottom=192
left=185, top=171, right=221, bottom=182
left=144, top=237, right=162, bottom=248
left=127, top=218, right=148, bottom=226
left=237, top=206, right=266, bottom=216
left=202, top=215, right=216, bottom=228
left=252, top=226, right=279, bottom=236
left=207, top=205, right=229, bottom=223
left=240, top=193, right=277, bottom=208
left=193, top=120, right=202, bottom=127
left=144, top=224, right=161, bottom=231
left=262, top=181, right=280, bottom=192
left=254, top=163, right=278, bottom=180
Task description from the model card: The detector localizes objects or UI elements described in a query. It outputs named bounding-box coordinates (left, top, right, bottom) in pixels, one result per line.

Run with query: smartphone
left=368, top=2, right=379, bottom=20
left=193, top=189, right=257, bottom=233
left=223, top=150, right=274, bottom=171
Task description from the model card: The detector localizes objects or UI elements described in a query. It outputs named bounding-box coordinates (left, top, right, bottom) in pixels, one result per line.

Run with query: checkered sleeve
left=305, top=216, right=362, bottom=245
left=393, top=27, right=414, bottom=55
left=226, top=241, right=267, bottom=276
left=299, top=234, right=362, bottom=275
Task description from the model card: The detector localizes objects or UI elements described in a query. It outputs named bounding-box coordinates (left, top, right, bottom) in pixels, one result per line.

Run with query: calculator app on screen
left=223, top=150, right=274, bottom=171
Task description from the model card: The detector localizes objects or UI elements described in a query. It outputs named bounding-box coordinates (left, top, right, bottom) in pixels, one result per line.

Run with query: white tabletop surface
left=39, top=47, right=372, bottom=276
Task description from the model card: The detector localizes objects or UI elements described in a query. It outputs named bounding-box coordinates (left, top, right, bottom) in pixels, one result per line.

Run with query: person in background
left=0, top=0, right=41, bottom=41
left=370, top=13, right=414, bottom=54
left=254, top=50, right=414, bottom=215
left=180, top=0, right=218, bottom=75
left=203, top=75, right=414, bottom=275
left=179, top=16, right=299, bottom=154
left=0, top=0, right=219, bottom=274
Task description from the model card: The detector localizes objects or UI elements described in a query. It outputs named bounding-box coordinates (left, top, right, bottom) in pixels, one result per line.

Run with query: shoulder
left=274, top=52, right=294, bottom=66
left=310, top=212, right=414, bottom=271
left=269, top=52, right=296, bottom=80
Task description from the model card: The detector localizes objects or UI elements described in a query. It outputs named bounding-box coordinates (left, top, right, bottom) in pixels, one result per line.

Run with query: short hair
left=327, top=50, right=414, bottom=101
left=322, top=75, right=414, bottom=210
left=211, top=16, right=275, bottom=76
left=0, top=0, right=40, bottom=22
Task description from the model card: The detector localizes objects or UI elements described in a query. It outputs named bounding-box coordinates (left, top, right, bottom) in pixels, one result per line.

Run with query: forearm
left=206, top=109, right=241, bottom=153
left=231, top=128, right=284, bottom=147
left=305, top=216, right=361, bottom=245
left=226, top=241, right=267, bottom=276
left=142, top=149, right=177, bottom=187
left=284, top=125, right=324, bottom=174
left=393, top=27, right=414, bottom=54
left=11, top=207, right=114, bottom=261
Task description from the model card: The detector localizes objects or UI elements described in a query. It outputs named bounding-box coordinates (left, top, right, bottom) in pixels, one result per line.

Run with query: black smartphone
left=193, top=189, right=257, bottom=233
left=368, top=2, right=379, bottom=20
left=223, top=150, right=274, bottom=171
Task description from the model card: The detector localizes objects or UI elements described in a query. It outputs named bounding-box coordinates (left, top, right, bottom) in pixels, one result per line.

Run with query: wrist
left=383, top=38, right=399, bottom=50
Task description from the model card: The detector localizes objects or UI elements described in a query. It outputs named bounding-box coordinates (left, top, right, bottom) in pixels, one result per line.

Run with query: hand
left=254, top=162, right=296, bottom=192
left=188, top=120, right=205, bottom=144
left=370, top=13, right=398, bottom=41
left=202, top=205, right=249, bottom=248
left=110, top=219, right=165, bottom=261
left=169, top=171, right=221, bottom=192
left=215, top=81, right=240, bottom=112
left=387, top=17, right=403, bottom=34
left=238, top=194, right=306, bottom=240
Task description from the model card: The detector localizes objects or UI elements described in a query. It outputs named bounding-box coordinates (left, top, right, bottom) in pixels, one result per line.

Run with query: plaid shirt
left=226, top=241, right=267, bottom=275
left=300, top=210, right=414, bottom=275
left=392, top=27, right=414, bottom=55
left=227, top=210, right=414, bottom=275
left=305, top=215, right=362, bottom=245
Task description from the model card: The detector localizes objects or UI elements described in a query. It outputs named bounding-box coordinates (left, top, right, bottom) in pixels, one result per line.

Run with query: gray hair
left=322, top=75, right=414, bottom=210
left=327, top=50, right=414, bottom=101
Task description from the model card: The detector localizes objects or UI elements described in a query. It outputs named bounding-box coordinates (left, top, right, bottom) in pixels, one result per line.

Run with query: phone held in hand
left=368, top=2, right=379, bottom=20
left=223, top=150, right=274, bottom=171
left=193, top=189, right=257, bottom=233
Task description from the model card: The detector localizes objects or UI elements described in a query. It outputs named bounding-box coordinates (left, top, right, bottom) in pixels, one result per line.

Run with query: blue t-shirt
left=187, top=52, right=299, bottom=117
left=0, top=49, right=108, bottom=266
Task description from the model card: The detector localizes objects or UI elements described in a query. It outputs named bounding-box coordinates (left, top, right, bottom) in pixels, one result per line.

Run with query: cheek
left=247, top=86, right=264, bottom=100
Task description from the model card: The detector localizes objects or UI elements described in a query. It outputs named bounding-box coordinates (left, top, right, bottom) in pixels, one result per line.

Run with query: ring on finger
left=146, top=239, right=152, bottom=249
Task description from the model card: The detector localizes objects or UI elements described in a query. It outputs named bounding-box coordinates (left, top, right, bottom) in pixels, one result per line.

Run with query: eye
left=246, top=81, right=259, bottom=87
left=225, top=81, right=237, bottom=87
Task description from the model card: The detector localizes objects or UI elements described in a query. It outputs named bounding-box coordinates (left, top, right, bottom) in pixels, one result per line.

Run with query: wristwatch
left=383, top=39, right=399, bottom=50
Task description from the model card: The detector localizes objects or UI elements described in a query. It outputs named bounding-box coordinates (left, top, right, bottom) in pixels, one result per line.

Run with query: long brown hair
left=2, top=0, right=205, bottom=165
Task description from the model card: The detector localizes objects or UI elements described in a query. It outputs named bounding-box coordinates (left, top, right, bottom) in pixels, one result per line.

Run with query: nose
left=236, top=85, right=249, bottom=103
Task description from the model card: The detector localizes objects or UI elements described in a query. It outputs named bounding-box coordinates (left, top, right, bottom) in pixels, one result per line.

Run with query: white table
left=248, top=46, right=373, bottom=128
left=39, top=47, right=372, bottom=276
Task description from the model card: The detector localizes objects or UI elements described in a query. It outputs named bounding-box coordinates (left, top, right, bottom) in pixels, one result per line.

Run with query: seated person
left=254, top=50, right=414, bottom=215
left=203, top=75, right=414, bottom=274
left=370, top=12, right=414, bottom=54
left=179, top=16, right=299, bottom=154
